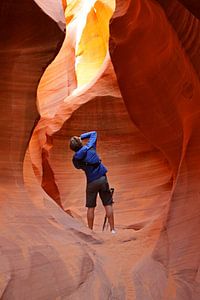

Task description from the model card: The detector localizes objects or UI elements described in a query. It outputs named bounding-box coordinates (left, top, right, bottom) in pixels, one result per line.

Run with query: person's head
left=69, top=136, right=83, bottom=152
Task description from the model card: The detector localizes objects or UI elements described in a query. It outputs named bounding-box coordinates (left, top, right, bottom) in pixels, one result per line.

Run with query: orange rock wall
left=158, top=0, right=200, bottom=77
left=0, top=0, right=200, bottom=299
left=110, top=0, right=200, bottom=298
left=0, top=2, right=105, bottom=299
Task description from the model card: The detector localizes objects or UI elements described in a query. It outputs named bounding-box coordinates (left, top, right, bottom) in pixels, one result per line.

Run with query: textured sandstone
left=0, top=0, right=200, bottom=299
left=110, top=0, right=200, bottom=299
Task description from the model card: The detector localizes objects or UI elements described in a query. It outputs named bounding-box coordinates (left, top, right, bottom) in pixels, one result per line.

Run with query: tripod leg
left=102, top=216, right=107, bottom=231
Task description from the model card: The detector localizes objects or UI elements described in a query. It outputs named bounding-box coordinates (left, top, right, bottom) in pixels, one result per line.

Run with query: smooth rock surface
left=0, top=0, right=200, bottom=299
left=110, top=0, right=200, bottom=299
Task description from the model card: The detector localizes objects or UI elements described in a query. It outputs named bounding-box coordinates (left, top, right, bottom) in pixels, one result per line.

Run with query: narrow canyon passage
left=50, top=96, right=172, bottom=231
left=0, top=0, right=200, bottom=299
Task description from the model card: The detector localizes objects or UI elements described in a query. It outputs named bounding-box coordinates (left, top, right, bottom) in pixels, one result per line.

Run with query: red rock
left=0, top=0, right=200, bottom=299
left=110, top=0, right=200, bottom=298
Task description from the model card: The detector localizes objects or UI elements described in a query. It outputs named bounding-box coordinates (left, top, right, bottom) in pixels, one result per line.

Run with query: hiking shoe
left=111, top=229, right=116, bottom=234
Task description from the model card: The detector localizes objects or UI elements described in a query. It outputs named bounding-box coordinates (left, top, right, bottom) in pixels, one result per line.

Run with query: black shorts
left=86, top=176, right=113, bottom=208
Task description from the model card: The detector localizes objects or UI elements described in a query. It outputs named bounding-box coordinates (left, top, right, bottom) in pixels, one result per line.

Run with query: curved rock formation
left=110, top=0, right=200, bottom=299
left=0, top=1, right=110, bottom=299
left=157, top=0, right=200, bottom=77
left=0, top=0, right=200, bottom=299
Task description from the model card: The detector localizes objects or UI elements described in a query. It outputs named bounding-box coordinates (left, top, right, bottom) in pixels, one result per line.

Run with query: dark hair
left=70, top=136, right=82, bottom=152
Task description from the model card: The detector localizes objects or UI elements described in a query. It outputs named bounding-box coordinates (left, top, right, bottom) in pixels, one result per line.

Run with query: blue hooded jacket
left=72, top=131, right=107, bottom=183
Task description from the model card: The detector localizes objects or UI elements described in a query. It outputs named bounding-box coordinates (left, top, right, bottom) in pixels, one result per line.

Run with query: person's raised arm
left=81, top=131, right=97, bottom=149
left=74, top=131, right=97, bottom=160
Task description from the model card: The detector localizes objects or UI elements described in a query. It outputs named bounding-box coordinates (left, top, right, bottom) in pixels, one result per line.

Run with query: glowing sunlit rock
left=34, top=0, right=66, bottom=30
left=0, top=0, right=200, bottom=299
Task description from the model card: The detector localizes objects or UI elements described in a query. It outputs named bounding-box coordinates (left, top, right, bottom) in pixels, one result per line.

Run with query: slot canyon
left=0, top=0, right=199, bottom=299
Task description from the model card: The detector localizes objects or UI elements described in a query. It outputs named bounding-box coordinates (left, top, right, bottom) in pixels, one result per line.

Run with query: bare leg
left=87, top=207, right=95, bottom=230
left=104, top=205, right=115, bottom=231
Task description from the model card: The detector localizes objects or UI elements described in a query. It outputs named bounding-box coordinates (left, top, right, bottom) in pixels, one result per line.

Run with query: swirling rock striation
left=0, top=0, right=200, bottom=299
left=110, top=0, right=200, bottom=299
left=157, top=0, right=200, bottom=77
left=0, top=1, right=111, bottom=299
